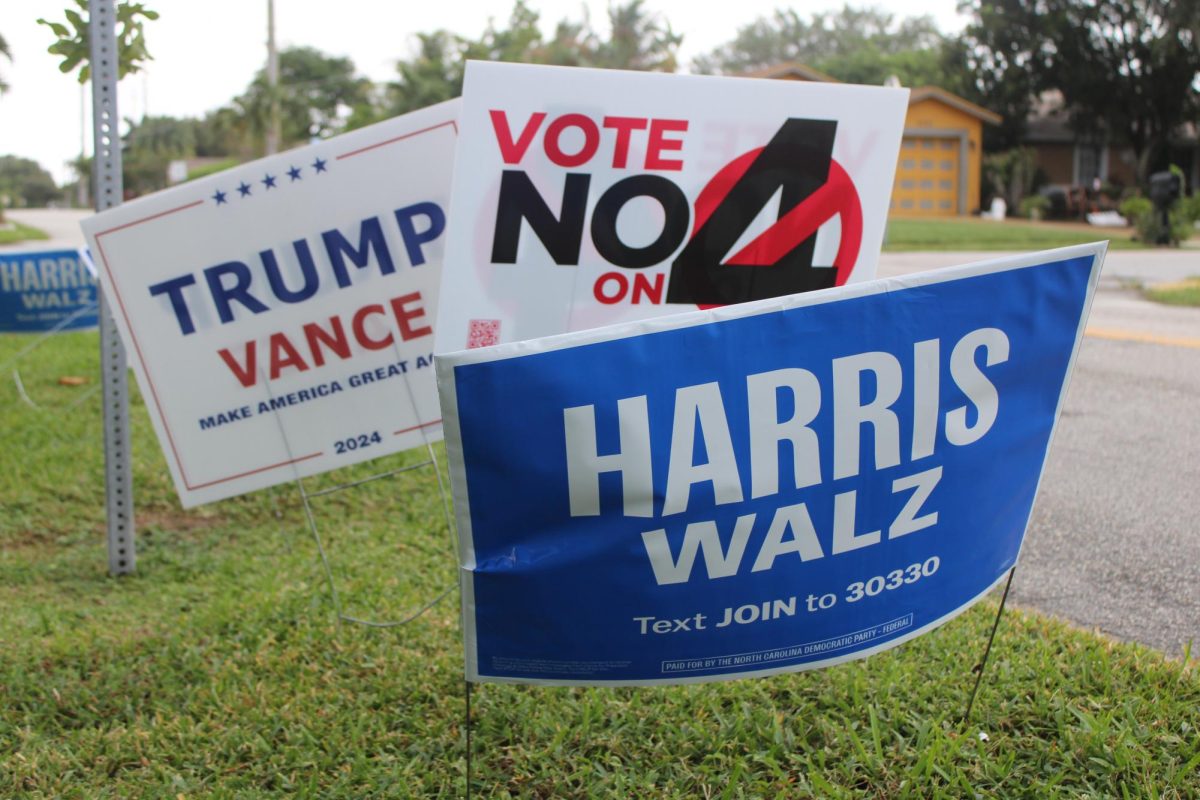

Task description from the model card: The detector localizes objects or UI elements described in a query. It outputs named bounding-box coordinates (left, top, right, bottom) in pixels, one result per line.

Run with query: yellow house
left=746, top=64, right=1002, bottom=216
left=897, top=87, right=1001, bottom=216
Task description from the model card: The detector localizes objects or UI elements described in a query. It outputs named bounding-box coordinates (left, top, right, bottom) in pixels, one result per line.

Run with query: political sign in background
left=439, top=243, right=1106, bottom=685
left=0, top=248, right=98, bottom=333
left=81, top=100, right=458, bottom=507
left=434, top=61, right=908, bottom=353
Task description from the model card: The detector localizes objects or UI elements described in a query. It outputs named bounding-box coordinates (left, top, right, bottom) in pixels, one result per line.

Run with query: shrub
left=1019, top=194, right=1050, bottom=220
left=1177, top=192, right=1200, bottom=225
left=1119, top=195, right=1152, bottom=223
left=1120, top=194, right=1192, bottom=245
left=983, top=147, right=1040, bottom=210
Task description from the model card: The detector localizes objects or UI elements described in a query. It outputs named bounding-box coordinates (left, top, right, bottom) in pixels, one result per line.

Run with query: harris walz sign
left=438, top=244, right=1105, bottom=684
left=0, top=248, right=97, bottom=333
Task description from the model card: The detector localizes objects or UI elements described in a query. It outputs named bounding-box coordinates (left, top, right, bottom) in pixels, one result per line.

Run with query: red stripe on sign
left=94, top=200, right=205, bottom=237
left=93, top=236, right=194, bottom=487
left=188, top=452, right=324, bottom=490
left=336, top=120, right=458, bottom=160
left=94, top=196, right=329, bottom=494
left=94, top=199, right=207, bottom=486
left=394, top=419, right=442, bottom=436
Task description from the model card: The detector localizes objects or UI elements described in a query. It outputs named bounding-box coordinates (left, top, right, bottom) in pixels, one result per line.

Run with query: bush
left=1177, top=192, right=1200, bottom=225
left=983, top=147, right=1040, bottom=210
left=1120, top=194, right=1192, bottom=245
left=1119, top=195, right=1153, bottom=222
left=1018, top=194, right=1051, bottom=220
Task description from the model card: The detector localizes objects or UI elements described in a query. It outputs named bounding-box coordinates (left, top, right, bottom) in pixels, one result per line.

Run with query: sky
left=0, top=1, right=968, bottom=185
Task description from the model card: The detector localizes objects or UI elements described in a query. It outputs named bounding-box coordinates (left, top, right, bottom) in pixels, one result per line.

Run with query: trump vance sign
left=81, top=101, right=458, bottom=507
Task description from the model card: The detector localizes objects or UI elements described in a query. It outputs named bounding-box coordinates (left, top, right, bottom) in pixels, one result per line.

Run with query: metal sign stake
left=90, top=0, right=135, bottom=575
left=964, top=566, right=1017, bottom=723
left=465, top=679, right=474, bottom=800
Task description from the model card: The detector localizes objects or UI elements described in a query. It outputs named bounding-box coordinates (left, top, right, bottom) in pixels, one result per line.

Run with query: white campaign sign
left=435, top=62, right=908, bottom=352
left=81, top=101, right=458, bottom=507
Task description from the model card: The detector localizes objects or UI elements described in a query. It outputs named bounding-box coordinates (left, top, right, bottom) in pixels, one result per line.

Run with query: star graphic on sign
left=237, top=182, right=252, bottom=197
left=287, top=165, right=303, bottom=181
left=212, top=189, right=227, bottom=205
left=262, top=173, right=277, bottom=189
left=312, top=157, right=327, bottom=173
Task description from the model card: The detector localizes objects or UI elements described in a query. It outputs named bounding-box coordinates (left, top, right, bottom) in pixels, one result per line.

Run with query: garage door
left=891, top=136, right=960, bottom=216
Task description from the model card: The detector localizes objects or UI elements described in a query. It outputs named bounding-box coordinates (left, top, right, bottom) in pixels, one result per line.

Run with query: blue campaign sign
left=438, top=244, right=1105, bottom=685
left=0, top=248, right=98, bottom=333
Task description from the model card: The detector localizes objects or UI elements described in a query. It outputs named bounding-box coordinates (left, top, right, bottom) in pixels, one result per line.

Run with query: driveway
left=0, top=208, right=91, bottom=252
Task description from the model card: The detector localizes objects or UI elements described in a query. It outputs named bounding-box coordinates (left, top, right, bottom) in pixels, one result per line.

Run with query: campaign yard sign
left=81, top=101, right=458, bottom=507
left=438, top=243, right=1106, bottom=685
left=0, top=248, right=98, bottom=333
left=434, top=61, right=908, bottom=353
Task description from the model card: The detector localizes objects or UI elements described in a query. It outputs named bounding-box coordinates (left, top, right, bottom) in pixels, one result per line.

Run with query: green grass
left=0, top=221, right=50, bottom=245
left=187, top=158, right=242, bottom=181
left=1144, top=277, right=1200, bottom=307
left=2, top=332, right=1198, bottom=798
left=884, top=217, right=1147, bottom=252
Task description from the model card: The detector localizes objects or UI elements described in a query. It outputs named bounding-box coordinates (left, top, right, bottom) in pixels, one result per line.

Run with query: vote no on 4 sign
left=435, top=61, right=909, bottom=352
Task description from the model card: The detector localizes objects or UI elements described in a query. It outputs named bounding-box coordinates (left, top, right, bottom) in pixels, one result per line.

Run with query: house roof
left=744, top=63, right=1002, bottom=125
left=908, top=86, right=1002, bottom=125
left=1024, top=89, right=1074, bottom=143
left=742, top=62, right=842, bottom=84
left=1024, top=90, right=1199, bottom=145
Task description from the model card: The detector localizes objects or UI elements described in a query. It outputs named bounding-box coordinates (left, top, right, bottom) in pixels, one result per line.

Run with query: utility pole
left=265, top=0, right=281, bottom=155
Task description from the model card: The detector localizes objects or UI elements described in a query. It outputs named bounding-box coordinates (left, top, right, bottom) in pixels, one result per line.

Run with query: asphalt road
left=6, top=210, right=1199, bottom=657
left=881, top=249, right=1200, bottom=658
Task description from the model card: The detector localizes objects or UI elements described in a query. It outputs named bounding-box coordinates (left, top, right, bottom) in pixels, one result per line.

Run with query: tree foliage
left=588, top=0, right=681, bottom=72
left=192, top=107, right=253, bottom=158
left=0, top=155, right=60, bottom=208
left=37, top=0, right=158, bottom=83
left=237, top=46, right=372, bottom=148
left=382, top=0, right=681, bottom=118
left=386, top=31, right=465, bottom=120
left=115, top=108, right=272, bottom=195
left=957, top=0, right=1200, bottom=181
left=117, top=115, right=204, bottom=195
left=693, top=5, right=947, bottom=86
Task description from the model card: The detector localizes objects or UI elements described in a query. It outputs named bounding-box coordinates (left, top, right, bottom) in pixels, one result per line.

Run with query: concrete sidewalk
left=0, top=208, right=91, bottom=252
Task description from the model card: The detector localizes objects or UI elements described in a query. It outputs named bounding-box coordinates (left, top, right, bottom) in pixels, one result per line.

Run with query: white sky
left=0, top=1, right=967, bottom=184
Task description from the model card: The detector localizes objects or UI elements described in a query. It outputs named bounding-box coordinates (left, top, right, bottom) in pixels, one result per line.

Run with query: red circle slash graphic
left=691, top=148, right=863, bottom=288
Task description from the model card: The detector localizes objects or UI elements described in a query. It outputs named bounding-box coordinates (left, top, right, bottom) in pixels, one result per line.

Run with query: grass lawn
left=0, top=221, right=50, bottom=246
left=1144, top=277, right=1200, bottom=308
left=884, top=217, right=1149, bottom=252
left=1, top=332, right=1198, bottom=798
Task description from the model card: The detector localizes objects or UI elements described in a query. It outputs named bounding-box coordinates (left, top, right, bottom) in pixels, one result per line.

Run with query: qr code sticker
left=467, top=319, right=501, bottom=349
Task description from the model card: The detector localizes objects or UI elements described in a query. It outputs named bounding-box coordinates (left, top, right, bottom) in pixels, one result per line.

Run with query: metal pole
left=90, top=0, right=136, bottom=576
left=465, top=680, right=473, bottom=800
left=964, top=566, right=1016, bottom=723
left=265, top=0, right=281, bottom=155
left=77, top=82, right=88, bottom=208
